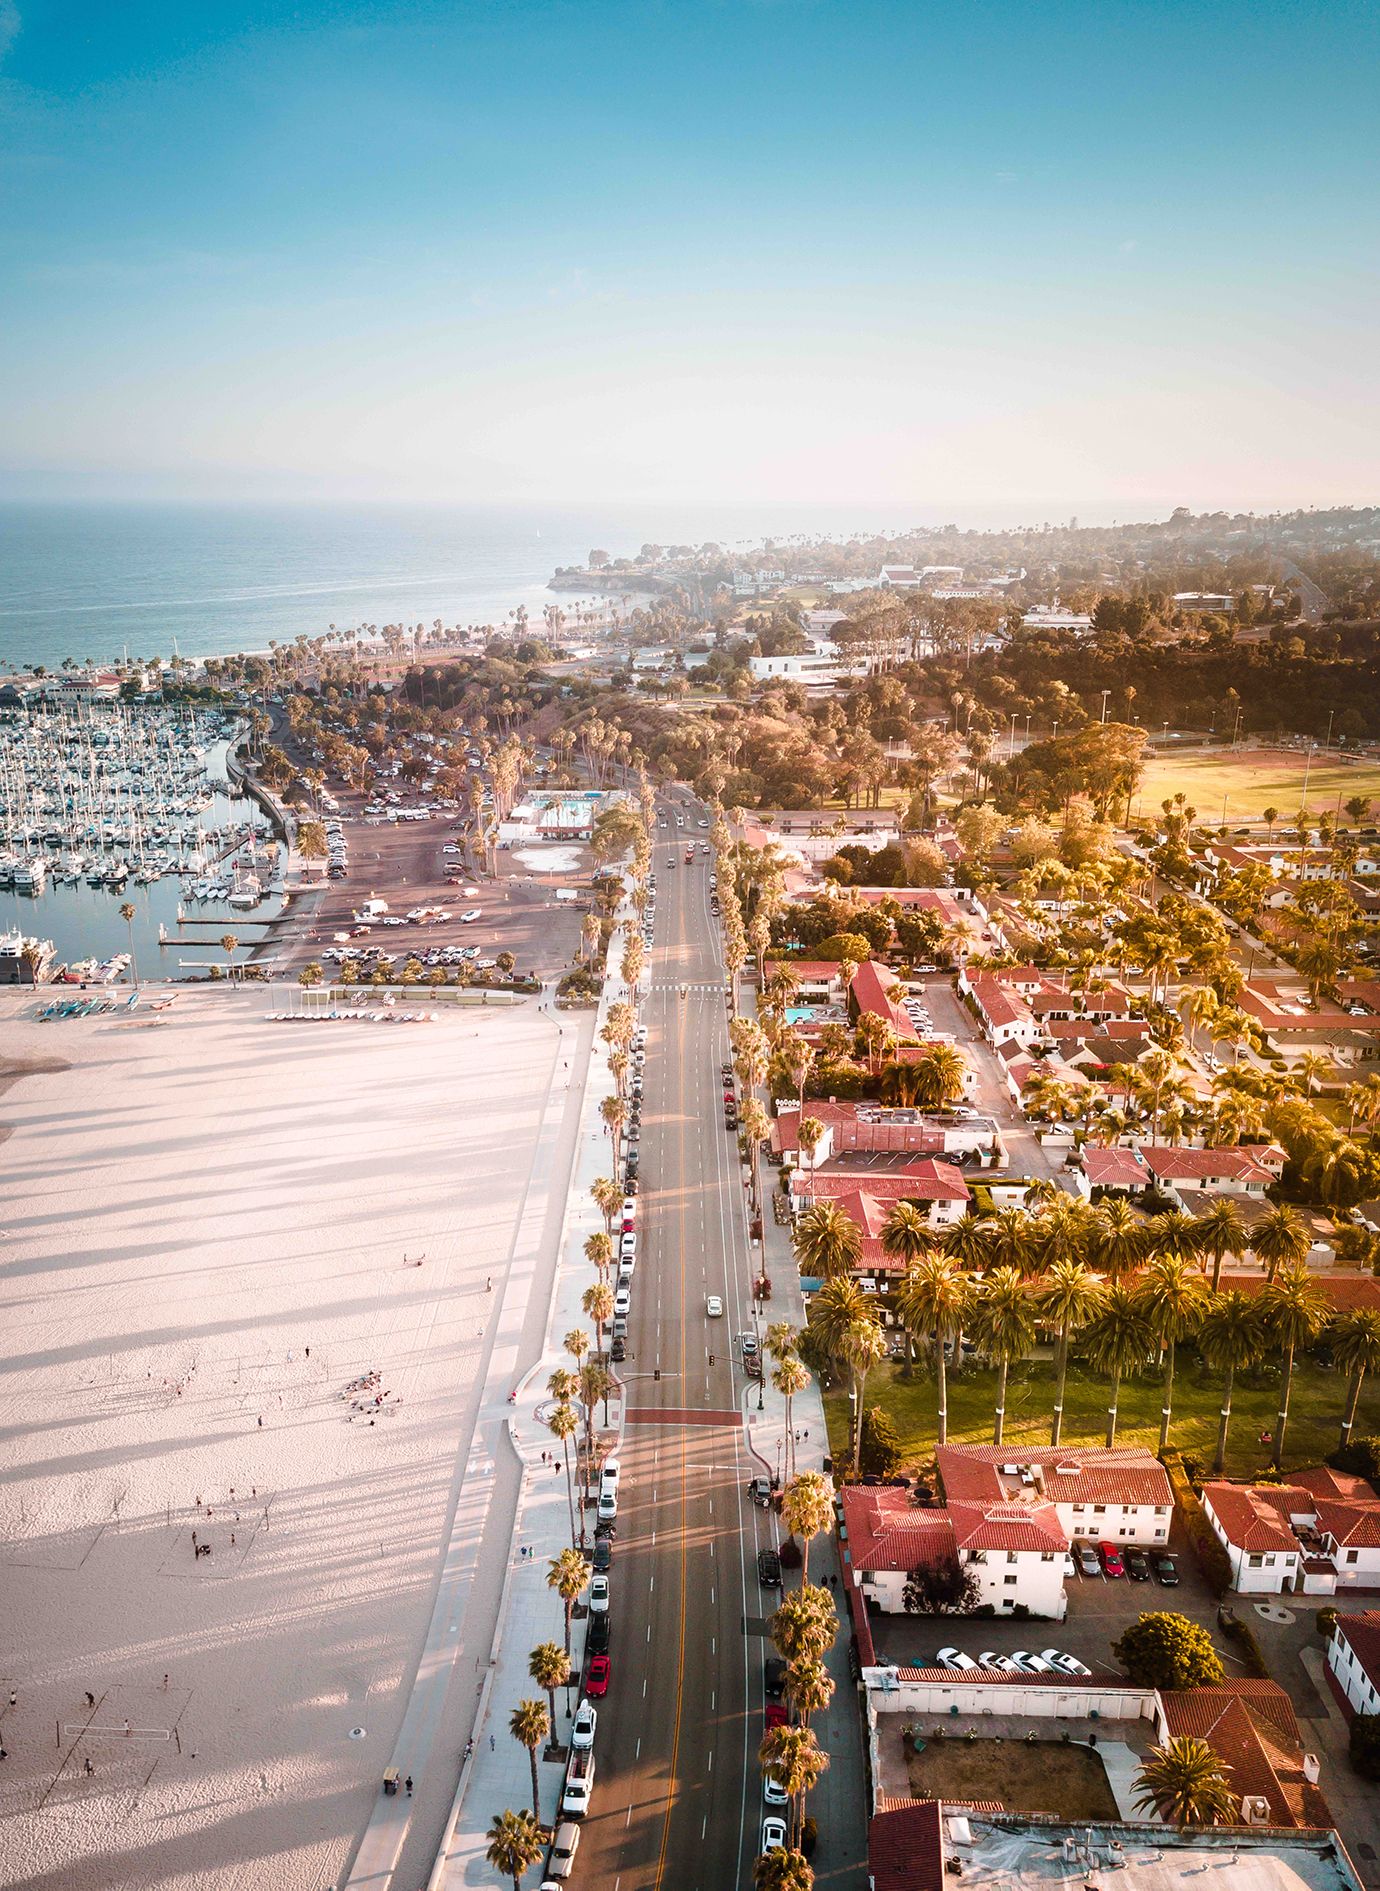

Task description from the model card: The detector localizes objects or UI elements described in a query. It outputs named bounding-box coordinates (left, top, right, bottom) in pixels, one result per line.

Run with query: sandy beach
left=0, top=986, right=579, bottom=1891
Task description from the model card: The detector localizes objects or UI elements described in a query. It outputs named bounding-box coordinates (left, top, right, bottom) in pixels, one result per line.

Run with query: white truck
left=561, top=1748, right=596, bottom=1818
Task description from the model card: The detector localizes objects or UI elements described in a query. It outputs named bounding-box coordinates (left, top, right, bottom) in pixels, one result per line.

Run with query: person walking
left=405, top=1774, right=413, bottom=1796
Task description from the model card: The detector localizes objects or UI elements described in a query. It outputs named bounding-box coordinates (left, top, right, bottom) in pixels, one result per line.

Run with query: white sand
left=0, top=987, right=564, bottom=1891
left=510, top=844, right=583, bottom=873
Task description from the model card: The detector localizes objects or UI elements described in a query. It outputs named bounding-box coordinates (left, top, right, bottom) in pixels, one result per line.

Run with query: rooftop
left=1334, top=1611, right=1380, bottom=1693
left=937, top=1443, right=1173, bottom=1510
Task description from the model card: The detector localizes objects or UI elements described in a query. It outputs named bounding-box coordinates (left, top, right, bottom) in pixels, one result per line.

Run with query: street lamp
left=1100, top=689, right=1111, bottom=724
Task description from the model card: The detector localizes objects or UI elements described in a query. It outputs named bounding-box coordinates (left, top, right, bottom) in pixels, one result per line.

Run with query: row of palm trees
left=793, top=1190, right=1380, bottom=1473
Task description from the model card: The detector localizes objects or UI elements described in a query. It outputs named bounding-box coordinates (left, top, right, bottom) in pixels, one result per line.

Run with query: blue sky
left=1, top=0, right=1376, bottom=514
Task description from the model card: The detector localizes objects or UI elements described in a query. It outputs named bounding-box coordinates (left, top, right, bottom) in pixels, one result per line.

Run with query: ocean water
left=0, top=500, right=908, bottom=672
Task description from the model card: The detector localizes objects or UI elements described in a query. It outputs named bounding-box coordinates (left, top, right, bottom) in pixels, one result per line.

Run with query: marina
left=0, top=701, right=287, bottom=977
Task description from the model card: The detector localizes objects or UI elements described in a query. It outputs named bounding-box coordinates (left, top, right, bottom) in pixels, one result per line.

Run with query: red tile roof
left=1335, top=1612, right=1380, bottom=1694
left=868, top=1799, right=945, bottom=1891
left=937, top=1444, right=1172, bottom=1510
left=1143, top=1146, right=1280, bottom=1186
left=1159, top=1683, right=1331, bottom=1828
left=1082, top=1148, right=1150, bottom=1189
left=969, top=974, right=1034, bottom=1030
left=1201, top=1482, right=1302, bottom=1554
left=850, top=960, right=918, bottom=1039
left=1315, top=1497, right=1380, bottom=1549
left=1292, top=1466, right=1379, bottom=1503
left=842, top=1485, right=957, bottom=1572
left=948, top=1498, right=1067, bottom=1552
left=763, top=959, right=842, bottom=984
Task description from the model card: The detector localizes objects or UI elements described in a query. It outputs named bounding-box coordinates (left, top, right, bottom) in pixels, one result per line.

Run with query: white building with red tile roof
left=1201, top=1473, right=1380, bottom=1594
left=773, top=1099, right=995, bottom=1165
left=1326, top=1611, right=1380, bottom=1720
left=937, top=1444, right=1173, bottom=1547
left=1142, top=1144, right=1285, bottom=1201
left=841, top=1482, right=1067, bottom=1618
left=1077, top=1146, right=1152, bottom=1195
left=962, top=971, right=1041, bottom=1048
left=793, top=1164, right=972, bottom=1267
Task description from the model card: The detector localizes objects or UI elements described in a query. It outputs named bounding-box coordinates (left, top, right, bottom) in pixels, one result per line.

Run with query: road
left=575, top=799, right=777, bottom=1891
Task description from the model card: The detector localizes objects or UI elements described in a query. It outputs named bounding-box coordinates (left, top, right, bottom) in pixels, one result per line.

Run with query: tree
left=591, top=1176, right=623, bottom=1232
left=769, top=1584, right=839, bottom=1665
left=1331, top=1309, right=1380, bottom=1451
left=759, top=1723, right=829, bottom=1851
left=1136, top=1253, right=1207, bottom=1454
left=1040, top=1259, right=1105, bottom=1446
left=970, top=1267, right=1035, bottom=1446
left=1349, top=1714, right=1380, bottom=1783
left=1260, top=1262, right=1327, bottom=1469
left=903, top=1549, right=981, bottom=1616
left=484, top=1808, right=545, bottom=1890
left=118, top=900, right=140, bottom=989
left=858, top=1403, right=903, bottom=1478
left=881, top=1202, right=936, bottom=1377
left=773, top=1353, right=811, bottom=1480
left=1194, top=1196, right=1246, bottom=1293
left=1133, top=1737, right=1239, bottom=1827
left=547, top=1546, right=591, bottom=1657
left=1093, top=1197, right=1146, bottom=1282
left=783, top=1657, right=834, bottom=1729
left=547, top=1401, right=579, bottom=1546
left=780, top=1471, right=835, bottom=1583
left=1081, top=1284, right=1155, bottom=1448
left=584, top=1231, right=614, bottom=1280
left=796, top=1116, right=825, bottom=1172
left=510, top=1698, right=549, bottom=1817
left=895, top=1253, right=972, bottom=1443
left=1114, top=1612, right=1226, bottom=1690
left=583, top=1282, right=614, bottom=1355
left=753, top=1846, right=814, bottom=1891
left=528, top=1641, right=570, bottom=1733
left=1197, top=1291, right=1265, bottom=1474
left=810, top=1279, right=886, bottom=1466
left=792, top=1201, right=862, bottom=1281
left=298, top=959, right=323, bottom=989
left=1253, top=1202, right=1310, bottom=1283
left=220, top=933, right=240, bottom=981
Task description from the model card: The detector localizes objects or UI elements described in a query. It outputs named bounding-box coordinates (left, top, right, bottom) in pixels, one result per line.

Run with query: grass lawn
left=1135, top=747, right=1380, bottom=826
left=904, top=1737, right=1119, bottom=1820
left=824, top=1352, right=1380, bottom=1479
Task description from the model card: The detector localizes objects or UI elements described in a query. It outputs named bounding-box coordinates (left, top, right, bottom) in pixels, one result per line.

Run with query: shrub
left=859, top=1406, right=903, bottom=1479
left=1316, top=1607, right=1340, bottom=1641
left=1161, top=1449, right=1234, bottom=1597
left=1328, top=1437, right=1380, bottom=1486
left=1113, top=1612, right=1226, bottom=1690
left=1219, top=1611, right=1270, bottom=1678
left=1350, top=1715, right=1380, bottom=1781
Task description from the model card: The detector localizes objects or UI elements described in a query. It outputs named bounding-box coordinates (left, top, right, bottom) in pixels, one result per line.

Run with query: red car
left=764, top=1703, right=789, bottom=1730
left=1099, top=1542, right=1125, bottom=1578
left=585, top=1655, right=610, bottom=1697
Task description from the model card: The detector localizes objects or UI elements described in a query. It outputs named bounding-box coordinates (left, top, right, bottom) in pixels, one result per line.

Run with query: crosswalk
left=648, top=980, right=728, bottom=993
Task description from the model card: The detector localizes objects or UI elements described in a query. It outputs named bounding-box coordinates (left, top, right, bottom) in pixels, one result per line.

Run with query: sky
left=0, top=0, right=1376, bottom=516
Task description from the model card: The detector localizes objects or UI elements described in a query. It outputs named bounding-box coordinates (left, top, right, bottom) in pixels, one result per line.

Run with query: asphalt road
left=575, top=798, right=777, bottom=1891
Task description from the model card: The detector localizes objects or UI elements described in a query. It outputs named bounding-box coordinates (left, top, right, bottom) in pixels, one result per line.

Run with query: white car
left=613, top=1288, right=631, bottom=1317
left=597, top=1490, right=617, bottom=1521
left=760, top=1816, right=788, bottom=1854
left=588, top=1575, right=610, bottom=1614
left=936, top=1647, right=978, bottom=1672
left=571, top=1701, right=597, bottom=1748
left=978, top=1652, right=1021, bottom=1673
left=1042, top=1649, right=1092, bottom=1677
left=706, top=1295, right=723, bottom=1318
left=620, top=1232, right=637, bottom=1261
left=600, top=1459, right=620, bottom=1497
left=460, top=908, right=481, bottom=923
left=763, top=1771, right=788, bottom=1806
left=1010, top=1650, right=1053, bottom=1674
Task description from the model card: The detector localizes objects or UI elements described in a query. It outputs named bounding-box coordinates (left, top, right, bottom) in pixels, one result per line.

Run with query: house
left=1077, top=1146, right=1152, bottom=1196
left=936, top=1445, right=1174, bottom=1548
left=1021, top=603, right=1094, bottom=634
left=773, top=1099, right=996, bottom=1166
left=1203, top=1470, right=1380, bottom=1595
left=962, top=971, right=1041, bottom=1049
left=867, top=1800, right=944, bottom=1891
left=792, top=1165, right=972, bottom=1271
left=1155, top=1680, right=1331, bottom=1829
left=763, top=959, right=843, bottom=1004
left=841, top=1482, right=1068, bottom=1619
left=877, top=565, right=920, bottom=588
left=848, top=960, right=919, bottom=1041
left=1326, top=1611, right=1380, bottom=1720
left=1141, top=1144, right=1285, bottom=1202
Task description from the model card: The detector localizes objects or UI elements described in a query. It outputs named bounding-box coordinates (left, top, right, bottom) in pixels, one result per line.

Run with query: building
left=877, top=565, right=920, bottom=588
left=936, top=1445, right=1174, bottom=1548
left=1141, top=1144, right=1286, bottom=1203
left=1156, top=1680, right=1330, bottom=1829
left=1021, top=603, right=1094, bottom=634
left=841, top=1482, right=1068, bottom=1619
left=1326, top=1611, right=1380, bottom=1720
left=793, top=1163, right=972, bottom=1256
left=773, top=1099, right=996, bottom=1166
left=1203, top=1469, right=1380, bottom=1595
left=1174, top=592, right=1237, bottom=615
left=962, top=971, right=1042, bottom=1049
left=1077, top=1147, right=1152, bottom=1196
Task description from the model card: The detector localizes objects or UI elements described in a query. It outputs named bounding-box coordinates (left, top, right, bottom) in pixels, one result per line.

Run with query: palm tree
left=509, top=1699, right=549, bottom=1818
left=547, top=1547, right=591, bottom=1658
left=547, top=1402, right=579, bottom=1546
left=753, top=1845, right=814, bottom=1891
left=1197, top=1291, right=1265, bottom=1474
left=1260, top=1262, right=1327, bottom=1469
left=796, top=1116, right=825, bottom=1173
left=987, top=1204, right=1039, bottom=1277
left=1194, top=1196, right=1246, bottom=1292
left=759, top=1723, right=829, bottom=1852
left=942, top=1209, right=991, bottom=1273
left=220, top=932, right=240, bottom=981
left=895, top=1253, right=972, bottom=1444
left=773, top=1353, right=812, bottom=1480
left=881, top=1202, right=937, bottom=1374
left=763, top=1321, right=798, bottom=1364
left=1332, top=1309, right=1380, bottom=1450
left=484, top=1808, right=545, bottom=1890
left=1093, top=1197, right=1145, bottom=1282
left=583, top=1281, right=614, bottom=1355
left=590, top=1176, right=622, bottom=1231
left=1252, top=1202, right=1310, bottom=1283
left=969, top=1267, right=1035, bottom=1446
left=1136, top=1253, right=1208, bottom=1454
left=783, top=1656, right=834, bottom=1728
left=769, top=1584, right=839, bottom=1665
left=528, top=1641, right=570, bottom=1733
left=584, top=1231, right=614, bottom=1278
left=1040, top=1259, right=1105, bottom=1447
left=1133, top=1737, right=1239, bottom=1827
left=779, top=1471, right=835, bottom=1583
left=118, top=900, right=140, bottom=988
left=1081, top=1284, right=1155, bottom=1448
left=792, top=1201, right=862, bottom=1282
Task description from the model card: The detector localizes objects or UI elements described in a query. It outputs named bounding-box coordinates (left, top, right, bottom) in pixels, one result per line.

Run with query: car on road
left=937, top=1647, right=979, bottom=1672
left=757, top=1549, right=782, bottom=1588
left=585, top=1655, right=610, bottom=1697
left=460, top=908, right=481, bottom=922
left=613, top=1288, right=631, bottom=1318
left=588, top=1574, right=610, bottom=1614
left=739, top=1334, right=759, bottom=1358
left=747, top=1476, right=773, bottom=1508
left=764, top=1703, right=788, bottom=1730
left=1010, top=1651, right=1053, bottom=1674
left=1154, top=1552, right=1180, bottom=1586
left=763, top=1770, right=788, bottom=1807
left=597, top=1491, right=618, bottom=1522
left=764, top=1657, right=787, bottom=1698
left=760, top=1816, right=788, bottom=1855
left=1042, top=1650, right=1092, bottom=1677
left=706, top=1295, right=723, bottom=1317
left=571, top=1701, right=597, bottom=1749
left=544, top=1818, right=581, bottom=1882
left=587, top=1612, right=611, bottom=1653
left=1075, top=1541, right=1102, bottom=1578
left=600, top=1459, right=620, bottom=1497
left=1098, top=1542, right=1126, bottom=1579
left=1125, top=1546, right=1152, bottom=1581
left=610, top=1337, right=626, bottom=1362
left=591, top=1539, right=611, bottom=1573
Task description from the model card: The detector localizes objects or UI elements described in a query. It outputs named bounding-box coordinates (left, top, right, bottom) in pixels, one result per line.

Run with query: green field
left=824, top=1351, right=1380, bottom=1480
left=1135, top=746, right=1380, bottom=827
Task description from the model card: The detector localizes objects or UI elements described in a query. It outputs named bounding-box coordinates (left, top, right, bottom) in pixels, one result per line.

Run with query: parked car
left=571, top=1701, right=598, bottom=1749
left=747, top=1477, right=773, bottom=1508
left=1010, top=1651, right=1053, bottom=1674
left=761, top=1816, right=789, bottom=1855
left=1076, top=1541, right=1103, bottom=1578
left=1154, top=1552, right=1180, bottom=1586
left=937, top=1647, right=979, bottom=1672
left=600, top=1459, right=620, bottom=1498
left=763, top=1770, right=788, bottom=1807
left=613, top=1288, right=631, bottom=1318
left=545, top=1819, right=581, bottom=1881
left=610, top=1337, right=626, bottom=1361
left=978, top=1652, right=1021, bottom=1673
left=597, top=1490, right=618, bottom=1522
left=1099, top=1542, right=1125, bottom=1578
left=1125, top=1546, right=1152, bottom=1581
left=1042, top=1650, right=1092, bottom=1677
left=585, top=1655, right=610, bottom=1697
left=764, top=1658, right=787, bottom=1698
left=591, top=1539, right=611, bottom=1573
left=588, top=1575, right=610, bottom=1614
left=758, top=1549, right=782, bottom=1588
left=587, top=1612, right=610, bottom=1653
left=764, top=1703, right=789, bottom=1730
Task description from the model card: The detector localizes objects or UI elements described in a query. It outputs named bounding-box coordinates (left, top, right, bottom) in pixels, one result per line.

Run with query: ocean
left=0, top=500, right=917, bottom=672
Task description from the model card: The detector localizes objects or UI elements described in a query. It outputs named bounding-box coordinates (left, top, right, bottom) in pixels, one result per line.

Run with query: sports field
left=1134, top=745, right=1380, bottom=826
